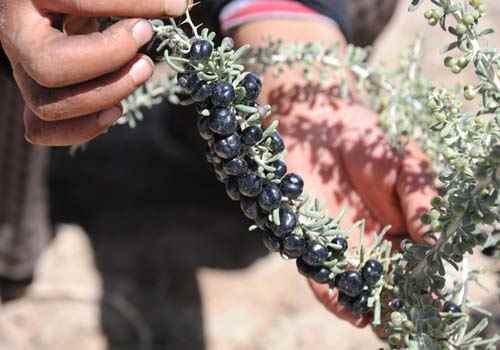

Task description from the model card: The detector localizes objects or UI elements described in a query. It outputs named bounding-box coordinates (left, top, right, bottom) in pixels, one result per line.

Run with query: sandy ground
left=0, top=2, right=499, bottom=350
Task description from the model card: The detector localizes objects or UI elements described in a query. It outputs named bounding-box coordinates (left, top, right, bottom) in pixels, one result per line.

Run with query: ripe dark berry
left=311, top=267, right=332, bottom=284
left=198, top=117, right=214, bottom=141
left=268, top=132, right=285, bottom=153
left=352, top=294, right=370, bottom=316
left=246, top=157, right=259, bottom=172
left=240, top=197, right=259, bottom=220
left=338, top=292, right=356, bottom=308
left=282, top=234, right=306, bottom=258
left=214, top=165, right=228, bottom=183
left=389, top=298, right=403, bottom=311
left=302, top=242, right=329, bottom=266
left=238, top=173, right=264, bottom=197
left=211, top=82, right=236, bottom=106
left=262, top=231, right=281, bottom=253
left=192, top=82, right=213, bottom=102
left=209, top=108, right=237, bottom=135
left=213, top=134, right=241, bottom=159
left=270, top=207, right=297, bottom=238
left=443, top=302, right=461, bottom=313
left=225, top=177, right=241, bottom=201
left=242, top=73, right=262, bottom=101
left=257, top=183, right=282, bottom=212
left=189, top=39, right=213, bottom=62
left=296, top=258, right=316, bottom=277
left=329, top=236, right=348, bottom=258
left=242, top=126, right=263, bottom=146
left=177, top=72, right=199, bottom=92
left=361, top=259, right=384, bottom=286
left=280, top=173, right=304, bottom=200
left=336, top=271, right=364, bottom=297
left=271, top=160, right=287, bottom=178
left=223, top=158, right=248, bottom=176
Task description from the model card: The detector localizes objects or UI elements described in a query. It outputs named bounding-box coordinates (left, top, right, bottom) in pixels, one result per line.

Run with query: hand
left=0, top=0, right=189, bottom=146
left=280, top=99, right=436, bottom=327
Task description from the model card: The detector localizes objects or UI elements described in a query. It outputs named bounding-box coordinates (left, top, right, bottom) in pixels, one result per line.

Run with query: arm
left=233, top=18, right=436, bottom=326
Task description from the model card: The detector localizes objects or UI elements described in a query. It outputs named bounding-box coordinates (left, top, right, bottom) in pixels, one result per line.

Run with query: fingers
left=34, top=0, right=189, bottom=17
left=17, top=19, right=154, bottom=88
left=396, top=141, right=437, bottom=242
left=14, top=54, right=154, bottom=121
left=23, top=106, right=122, bottom=146
left=339, top=106, right=406, bottom=234
left=307, top=279, right=371, bottom=328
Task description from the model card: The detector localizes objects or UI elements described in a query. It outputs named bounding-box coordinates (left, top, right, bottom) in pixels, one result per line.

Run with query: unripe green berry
left=421, top=213, right=432, bottom=225
left=464, top=85, right=477, bottom=100
left=455, top=23, right=468, bottom=35
left=463, top=14, right=475, bottom=26
left=444, top=56, right=454, bottom=67
left=389, top=334, right=403, bottom=346
left=428, top=17, right=438, bottom=26
left=424, top=10, right=433, bottom=19
left=469, top=0, right=482, bottom=8
left=451, top=65, right=462, bottom=74
left=431, top=196, right=445, bottom=208
left=457, top=57, right=469, bottom=68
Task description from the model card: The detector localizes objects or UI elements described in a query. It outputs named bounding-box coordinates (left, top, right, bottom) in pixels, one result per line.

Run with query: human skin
left=0, top=2, right=436, bottom=328
left=0, top=0, right=189, bottom=145
left=234, top=19, right=436, bottom=327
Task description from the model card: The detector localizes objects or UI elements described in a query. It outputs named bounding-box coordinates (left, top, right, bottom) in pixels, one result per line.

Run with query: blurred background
left=0, top=1, right=499, bottom=349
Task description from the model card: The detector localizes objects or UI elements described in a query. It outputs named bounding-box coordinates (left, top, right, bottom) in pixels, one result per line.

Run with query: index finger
left=34, top=0, right=189, bottom=17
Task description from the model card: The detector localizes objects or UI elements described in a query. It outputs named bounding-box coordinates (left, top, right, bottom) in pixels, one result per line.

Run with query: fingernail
left=129, top=56, right=154, bottom=85
left=98, top=106, right=123, bottom=127
left=132, top=20, right=153, bottom=46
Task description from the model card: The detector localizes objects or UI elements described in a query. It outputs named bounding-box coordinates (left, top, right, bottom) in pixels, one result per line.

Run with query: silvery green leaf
left=441, top=42, right=459, bottom=54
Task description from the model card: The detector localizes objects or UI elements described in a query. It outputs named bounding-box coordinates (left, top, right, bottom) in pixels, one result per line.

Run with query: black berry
left=238, top=173, right=264, bottom=197
left=270, top=160, right=287, bottom=178
left=225, top=177, right=241, bottom=201
left=262, top=230, right=281, bottom=252
left=242, top=73, right=262, bottom=101
left=270, top=207, right=297, bottom=238
left=296, top=258, right=316, bottom=277
left=361, top=259, right=384, bottom=286
left=209, top=108, right=237, bottom=135
left=282, top=235, right=306, bottom=258
left=189, top=39, right=213, bottom=62
left=240, top=197, right=259, bottom=220
left=212, top=82, right=236, bottom=106
left=192, top=82, right=213, bottom=102
left=443, top=302, right=461, bottom=313
left=280, top=173, right=304, bottom=200
left=213, top=134, right=241, bottom=159
left=338, top=292, right=356, bottom=308
left=302, top=242, right=329, bottom=266
left=214, top=165, right=228, bottom=183
left=242, top=126, right=263, bottom=146
left=329, top=236, right=348, bottom=258
left=311, top=267, right=332, bottom=284
left=268, top=132, right=285, bottom=153
left=177, top=72, right=200, bottom=92
left=352, top=294, right=371, bottom=315
left=389, top=298, right=403, bottom=311
left=336, top=271, right=364, bottom=297
left=223, top=157, right=248, bottom=176
left=198, top=117, right=214, bottom=141
left=258, top=183, right=282, bottom=212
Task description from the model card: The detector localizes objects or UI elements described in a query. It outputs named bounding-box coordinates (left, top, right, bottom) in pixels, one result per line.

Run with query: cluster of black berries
left=178, top=38, right=385, bottom=317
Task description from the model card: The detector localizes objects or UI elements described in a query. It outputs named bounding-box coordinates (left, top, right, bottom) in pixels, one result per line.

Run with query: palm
left=280, top=102, right=436, bottom=326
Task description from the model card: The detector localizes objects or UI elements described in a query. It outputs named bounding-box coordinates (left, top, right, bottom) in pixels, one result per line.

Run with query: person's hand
left=0, top=0, right=189, bottom=146
left=280, top=100, right=436, bottom=327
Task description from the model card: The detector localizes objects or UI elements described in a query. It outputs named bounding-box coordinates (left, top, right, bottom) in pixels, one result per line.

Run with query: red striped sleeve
left=219, top=0, right=337, bottom=33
